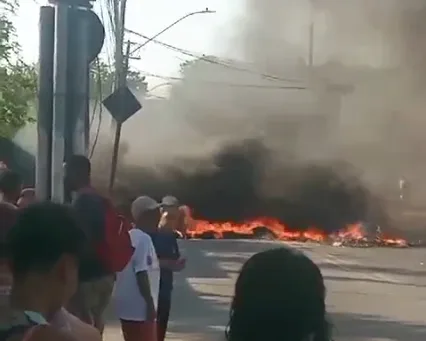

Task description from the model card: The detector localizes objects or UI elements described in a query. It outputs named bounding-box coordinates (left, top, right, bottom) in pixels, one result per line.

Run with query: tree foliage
left=90, top=59, right=147, bottom=99
left=0, top=0, right=37, bottom=137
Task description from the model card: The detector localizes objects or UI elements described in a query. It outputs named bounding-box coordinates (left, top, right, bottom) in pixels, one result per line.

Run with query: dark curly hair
left=225, top=247, right=332, bottom=341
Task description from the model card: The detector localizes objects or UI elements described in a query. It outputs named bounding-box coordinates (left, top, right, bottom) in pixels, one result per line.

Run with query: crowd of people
left=0, top=155, right=332, bottom=341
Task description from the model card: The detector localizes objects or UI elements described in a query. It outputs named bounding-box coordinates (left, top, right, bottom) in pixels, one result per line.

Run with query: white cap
left=161, top=195, right=179, bottom=207
left=131, top=196, right=160, bottom=220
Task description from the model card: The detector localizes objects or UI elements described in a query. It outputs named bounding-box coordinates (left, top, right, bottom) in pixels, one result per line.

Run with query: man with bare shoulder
left=159, top=196, right=190, bottom=238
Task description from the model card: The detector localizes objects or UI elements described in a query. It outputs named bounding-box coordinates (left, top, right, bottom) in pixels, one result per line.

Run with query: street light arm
left=126, top=9, right=215, bottom=55
left=148, top=82, right=172, bottom=93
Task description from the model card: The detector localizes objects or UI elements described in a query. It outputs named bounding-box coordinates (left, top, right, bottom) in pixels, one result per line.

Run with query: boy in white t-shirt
left=113, top=196, right=161, bottom=341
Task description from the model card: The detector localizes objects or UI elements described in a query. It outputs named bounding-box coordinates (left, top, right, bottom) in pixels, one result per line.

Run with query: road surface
left=105, top=240, right=426, bottom=341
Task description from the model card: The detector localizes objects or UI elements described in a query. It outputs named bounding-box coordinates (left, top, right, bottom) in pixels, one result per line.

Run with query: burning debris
left=111, top=140, right=415, bottom=248
left=185, top=217, right=409, bottom=248
left=330, top=223, right=408, bottom=248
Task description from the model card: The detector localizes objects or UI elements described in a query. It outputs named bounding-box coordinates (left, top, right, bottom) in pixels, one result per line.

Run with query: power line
left=89, top=58, right=103, bottom=158
left=125, top=29, right=303, bottom=84
left=141, top=71, right=307, bottom=90
left=147, top=94, right=168, bottom=100
left=98, top=2, right=115, bottom=69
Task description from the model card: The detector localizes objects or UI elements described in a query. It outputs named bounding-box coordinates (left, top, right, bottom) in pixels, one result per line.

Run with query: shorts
left=69, top=275, right=115, bottom=322
left=120, top=319, right=157, bottom=341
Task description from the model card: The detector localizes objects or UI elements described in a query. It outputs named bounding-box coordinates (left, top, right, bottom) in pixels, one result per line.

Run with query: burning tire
left=252, top=226, right=277, bottom=240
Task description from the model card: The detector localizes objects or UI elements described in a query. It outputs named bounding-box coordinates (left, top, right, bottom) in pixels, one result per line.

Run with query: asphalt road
left=105, top=240, right=426, bottom=341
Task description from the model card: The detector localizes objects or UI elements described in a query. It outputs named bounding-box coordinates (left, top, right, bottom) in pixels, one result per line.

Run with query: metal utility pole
left=108, top=40, right=131, bottom=192
left=36, top=6, right=55, bottom=201
left=45, top=0, right=104, bottom=203
left=51, top=0, right=69, bottom=203
left=66, top=6, right=90, bottom=158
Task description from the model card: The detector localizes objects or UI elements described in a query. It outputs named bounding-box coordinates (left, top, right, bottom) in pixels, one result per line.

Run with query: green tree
left=90, top=59, right=147, bottom=99
left=0, top=0, right=37, bottom=137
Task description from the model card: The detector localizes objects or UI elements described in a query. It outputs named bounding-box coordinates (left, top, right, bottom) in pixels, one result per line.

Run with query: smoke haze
left=73, top=1, right=426, bottom=231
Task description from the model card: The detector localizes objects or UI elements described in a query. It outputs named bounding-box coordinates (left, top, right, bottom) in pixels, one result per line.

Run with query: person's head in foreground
left=6, top=202, right=86, bottom=319
left=131, top=196, right=161, bottom=232
left=226, top=247, right=331, bottom=341
left=17, top=188, right=36, bottom=208
left=64, top=155, right=91, bottom=193
left=0, top=169, right=23, bottom=204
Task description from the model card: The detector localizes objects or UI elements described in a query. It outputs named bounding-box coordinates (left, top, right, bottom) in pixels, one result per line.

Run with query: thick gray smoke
left=9, top=0, right=424, bottom=231
left=114, top=1, right=426, bottom=171
left=0, top=0, right=422, bottom=235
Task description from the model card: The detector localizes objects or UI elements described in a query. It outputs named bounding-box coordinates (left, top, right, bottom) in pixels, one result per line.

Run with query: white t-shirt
left=113, top=228, right=160, bottom=321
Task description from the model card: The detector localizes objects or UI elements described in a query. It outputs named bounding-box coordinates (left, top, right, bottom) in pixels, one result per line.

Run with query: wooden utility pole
left=108, top=40, right=131, bottom=192
left=111, top=0, right=127, bottom=127
left=308, top=20, right=314, bottom=67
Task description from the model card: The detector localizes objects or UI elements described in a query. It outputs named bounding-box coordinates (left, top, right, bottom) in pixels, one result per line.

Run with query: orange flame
left=182, top=208, right=407, bottom=246
left=187, top=217, right=325, bottom=241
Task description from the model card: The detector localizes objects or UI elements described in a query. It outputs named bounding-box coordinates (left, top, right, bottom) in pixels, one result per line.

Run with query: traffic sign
left=102, top=86, right=142, bottom=124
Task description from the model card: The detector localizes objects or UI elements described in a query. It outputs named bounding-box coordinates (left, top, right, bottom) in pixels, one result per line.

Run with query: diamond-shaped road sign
left=102, top=86, right=142, bottom=124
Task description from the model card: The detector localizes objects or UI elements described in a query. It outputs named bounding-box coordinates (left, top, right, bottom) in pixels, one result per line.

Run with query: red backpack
left=96, top=198, right=134, bottom=273
left=79, top=188, right=134, bottom=273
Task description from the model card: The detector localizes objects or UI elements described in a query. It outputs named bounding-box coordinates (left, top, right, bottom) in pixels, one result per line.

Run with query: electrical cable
left=89, top=57, right=103, bottom=158
left=98, top=1, right=116, bottom=70
left=125, top=29, right=303, bottom=84
left=147, top=94, right=168, bottom=100
left=89, top=59, right=99, bottom=129
left=140, top=71, right=307, bottom=90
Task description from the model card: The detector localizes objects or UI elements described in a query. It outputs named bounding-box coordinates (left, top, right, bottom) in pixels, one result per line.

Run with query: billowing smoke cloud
left=6, top=0, right=416, bottom=233
left=92, top=138, right=374, bottom=233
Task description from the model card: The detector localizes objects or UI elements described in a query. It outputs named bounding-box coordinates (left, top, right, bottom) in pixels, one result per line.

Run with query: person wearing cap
left=159, top=195, right=187, bottom=238
left=147, top=199, right=186, bottom=341
left=112, top=196, right=161, bottom=341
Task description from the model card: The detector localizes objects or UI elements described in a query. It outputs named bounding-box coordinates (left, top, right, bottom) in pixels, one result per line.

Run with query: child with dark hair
left=226, top=247, right=332, bottom=341
left=0, top=202, right=88, bottom=341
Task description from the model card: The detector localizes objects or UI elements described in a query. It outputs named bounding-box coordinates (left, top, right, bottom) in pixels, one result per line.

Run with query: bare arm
left=135, top=271, right=155, bottom=308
